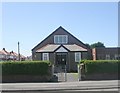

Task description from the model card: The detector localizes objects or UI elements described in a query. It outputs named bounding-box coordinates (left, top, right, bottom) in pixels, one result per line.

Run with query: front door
left=56, top=53, right=67, bottom=66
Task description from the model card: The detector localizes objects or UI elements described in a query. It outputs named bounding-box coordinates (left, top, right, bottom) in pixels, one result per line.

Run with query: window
left=114, top=54, right=118, bottom=60
left=0, top=55, right=3, bottom=58
left=42, top=53, right=49, bottom=61
left=75, top=52, right=81, bottom=62
left=54, top=35, right=68, bottom=44
left=118, top=54, right=120, bottom=60
left=106, top=54, right=110, bottom=60
left=10, top=55, right=13, bottom=59
left=0, top=55, right=5, bottom=58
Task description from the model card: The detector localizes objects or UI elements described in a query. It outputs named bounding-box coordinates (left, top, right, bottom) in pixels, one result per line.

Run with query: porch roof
left=36, top=44, right=59, bottom=52
left=64, top=44, right=87, bottom=52
left=36, top=44, right=87, bottom=52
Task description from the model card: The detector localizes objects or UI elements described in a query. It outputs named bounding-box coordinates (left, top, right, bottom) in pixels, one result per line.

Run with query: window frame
left=42, top=53, right=49, bottom=61
left=54, top=35, right=68, bottom=44
left=0, top=54, right=4, bottom=58
left=75, top=52, right=81, bottom=62
left=114, top=54, right=118, bottom=60
left=105, top=54, right=110, bottom=60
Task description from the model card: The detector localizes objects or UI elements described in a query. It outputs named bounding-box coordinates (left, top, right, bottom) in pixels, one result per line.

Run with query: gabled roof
left=0, top=48, right=10, bottom=55
left=0, top=50, right=7, bottom=55
left=10, top=51, right=26, bottom=58
left=54, top=44, right=70, bottom=52
left=32, top=26, right=87, bottom=51
left=0, top=48, right=26, bottom=58
left=10, top=51, right=18, bottom=56
left=55, top=46, right=69, bottom=52
left=36, top=44, right=87, bottom=53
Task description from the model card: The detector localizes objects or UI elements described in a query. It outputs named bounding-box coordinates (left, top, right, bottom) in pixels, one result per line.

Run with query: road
left=0, top=80, right=119, bottom=93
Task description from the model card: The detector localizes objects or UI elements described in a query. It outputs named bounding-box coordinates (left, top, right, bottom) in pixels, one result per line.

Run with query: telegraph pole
left=18, top=42, right=20, bottom=61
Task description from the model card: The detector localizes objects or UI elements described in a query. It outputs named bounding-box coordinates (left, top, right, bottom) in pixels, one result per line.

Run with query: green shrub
left=1, top=61, right=51, bottom=75
left=80, top=60, right=119, bottom=63
left=80, top=60, right=119, bottom=74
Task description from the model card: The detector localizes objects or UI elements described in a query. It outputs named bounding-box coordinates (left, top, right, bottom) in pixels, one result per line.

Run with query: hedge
left=1, top=61, right=51, bottom=75
left=80, top=60, right=119, bottom=74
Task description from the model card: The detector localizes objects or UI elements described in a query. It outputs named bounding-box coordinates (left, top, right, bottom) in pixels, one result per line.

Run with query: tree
left=90, top=42, right=105, bottom=48
left=85, top=43, right=91, bottom=48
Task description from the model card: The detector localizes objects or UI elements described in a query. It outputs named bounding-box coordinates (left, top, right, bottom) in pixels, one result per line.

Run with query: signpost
left=75, top=52, right=82, bottom=81
left=78, top=64, right=81, bottom=81
left=65, top=65, right=67, bottom=82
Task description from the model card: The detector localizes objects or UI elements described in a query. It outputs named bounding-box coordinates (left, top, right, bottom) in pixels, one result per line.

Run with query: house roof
left=64, top=44, right=87, bottom=52
left=36, top=44, right=87, bottom=52
left=10, top=51, right=18, bottom=56
left=0, top=48, right=26, bottom=58
left=0, top=50, right=7, bottom=55
left=36, top=44, right=60, bottom=52
left=32, top=26, right=88, bottom=51
left=0, top=48, right=10, bottom=55
left=10, top=51, right=26, bottom=58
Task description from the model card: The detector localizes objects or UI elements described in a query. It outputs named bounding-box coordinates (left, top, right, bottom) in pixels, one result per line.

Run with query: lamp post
left=18, top=42, right=20, bottom=61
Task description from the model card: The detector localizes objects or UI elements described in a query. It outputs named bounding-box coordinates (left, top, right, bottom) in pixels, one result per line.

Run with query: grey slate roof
left=36, top=44, right=87, bottom=52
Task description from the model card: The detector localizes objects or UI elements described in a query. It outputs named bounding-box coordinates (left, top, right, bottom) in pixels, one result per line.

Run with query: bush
left=80, top=60, right=119, bottom=63
left=80, top=60, right=119, bottom=74
left=1, top=61, right=51, bottom=75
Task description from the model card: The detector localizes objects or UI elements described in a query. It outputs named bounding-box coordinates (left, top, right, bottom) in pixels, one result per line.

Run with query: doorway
left=54, top=53, right=67, bottom=82
left=56, top=53, right=67, bottom=66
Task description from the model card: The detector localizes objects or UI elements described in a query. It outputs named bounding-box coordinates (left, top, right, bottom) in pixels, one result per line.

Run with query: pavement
left=0, top=80, right=119, bottom=93
left=55, top=72, right=79, bottom=82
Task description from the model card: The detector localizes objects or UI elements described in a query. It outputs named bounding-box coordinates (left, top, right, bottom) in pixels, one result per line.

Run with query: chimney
left=92, top=48, right=96, bottom=61
left=3, top=48, right=5, bottom=51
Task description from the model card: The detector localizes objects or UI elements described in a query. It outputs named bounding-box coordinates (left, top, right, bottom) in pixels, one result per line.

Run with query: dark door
left=56, top=53, right=67, bottom=65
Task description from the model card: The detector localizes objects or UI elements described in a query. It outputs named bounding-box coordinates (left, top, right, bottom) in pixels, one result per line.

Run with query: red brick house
left=32, top=26, right=91, bottom=71
left=0, top=48, right=26, bottom=61
left=92, top=47, right=120, bottom=60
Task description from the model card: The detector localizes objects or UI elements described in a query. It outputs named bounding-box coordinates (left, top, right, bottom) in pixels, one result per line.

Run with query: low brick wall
left=81, top=73, right=118, bottom=80
left=2, top=75, right=52, bottom=83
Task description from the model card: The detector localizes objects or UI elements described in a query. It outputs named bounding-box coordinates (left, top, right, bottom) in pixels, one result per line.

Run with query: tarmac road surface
left=0, top=80, right=119, bottom=93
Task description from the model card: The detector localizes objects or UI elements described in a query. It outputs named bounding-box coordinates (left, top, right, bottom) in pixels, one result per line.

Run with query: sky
left=1, top=2, right=118, bottom=56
